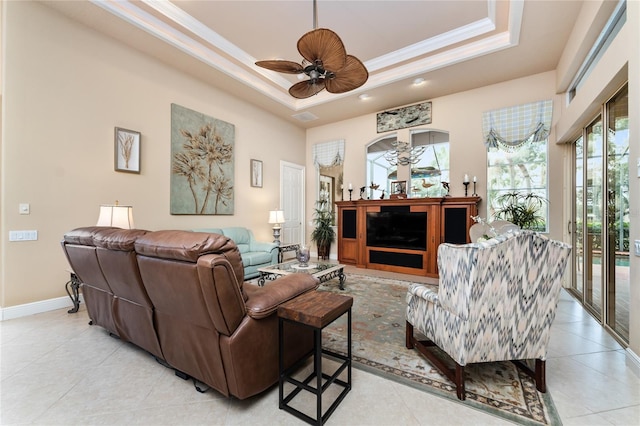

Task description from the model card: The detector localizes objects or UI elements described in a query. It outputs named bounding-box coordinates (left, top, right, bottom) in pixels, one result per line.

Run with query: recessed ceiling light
left=413, top=78, right=425, bottom=86
left=359, top=94, right=371, bottom=100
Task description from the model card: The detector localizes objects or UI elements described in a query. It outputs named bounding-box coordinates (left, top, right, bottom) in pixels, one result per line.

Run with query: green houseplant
left=310, top=204, right=336, bottom=260
left=493, top=191, right=547, bottom=230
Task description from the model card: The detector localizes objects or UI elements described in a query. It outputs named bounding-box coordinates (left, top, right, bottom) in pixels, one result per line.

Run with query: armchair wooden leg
left=535, top=359, right=546, bottom=393
left=405, top=323, right=467, bottom=401
left=455, top=364, right=466, bottom=401
left=405, top=321, right=414, bottom=349
left=512, top=359, right=547, bottom=394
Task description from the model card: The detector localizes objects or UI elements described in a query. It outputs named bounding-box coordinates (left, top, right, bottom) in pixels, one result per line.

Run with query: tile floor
left=1, top=274, right=639, bottom=425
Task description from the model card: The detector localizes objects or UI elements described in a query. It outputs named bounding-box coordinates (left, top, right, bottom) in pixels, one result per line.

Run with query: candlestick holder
left=463, top=182, right=469, bottom=196
left=472, top=182, right=477, bottom=197
left=348, top=189, right=353, bottom=201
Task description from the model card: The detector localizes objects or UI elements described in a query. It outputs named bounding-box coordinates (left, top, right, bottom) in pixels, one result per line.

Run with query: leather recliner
left=62, top=227, right=318, bottom=399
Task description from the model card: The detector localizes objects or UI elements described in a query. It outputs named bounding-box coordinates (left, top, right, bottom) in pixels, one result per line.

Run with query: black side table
left=65, top=271, right=81, bottom=313
left=278, top=243, right=300, bottom=263
left=278, top=291, right=352, bottom=425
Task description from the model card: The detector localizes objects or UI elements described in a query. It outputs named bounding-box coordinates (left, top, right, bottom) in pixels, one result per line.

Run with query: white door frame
left=280, top=161, right=305, bottom=245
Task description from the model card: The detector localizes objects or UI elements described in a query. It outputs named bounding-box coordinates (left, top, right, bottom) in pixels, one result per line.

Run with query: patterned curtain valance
left=482, top=100, right=552, bottom=150
left=313, top=139, right=345, bottom=168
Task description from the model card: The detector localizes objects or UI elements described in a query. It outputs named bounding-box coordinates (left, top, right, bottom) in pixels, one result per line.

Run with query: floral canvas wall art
left=170, top=104, right=235, bottom=215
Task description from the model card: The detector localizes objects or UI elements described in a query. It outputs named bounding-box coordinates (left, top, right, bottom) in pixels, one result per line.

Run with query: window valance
left=482, top=100, right=552, bottom=150
left=313, top=139, right=345, bottom=168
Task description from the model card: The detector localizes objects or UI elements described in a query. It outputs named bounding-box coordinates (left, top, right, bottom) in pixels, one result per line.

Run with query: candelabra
left=348, top=188, right=353, bottom=201
left=463, top=181, right=469, bottom=197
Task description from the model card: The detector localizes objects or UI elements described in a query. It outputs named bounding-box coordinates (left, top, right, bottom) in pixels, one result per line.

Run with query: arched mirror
left=313, top=140, right=344, bottom=224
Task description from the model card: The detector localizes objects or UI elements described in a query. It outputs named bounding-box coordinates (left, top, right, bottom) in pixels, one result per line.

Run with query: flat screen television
left=366, top=211, right=427, bottom=251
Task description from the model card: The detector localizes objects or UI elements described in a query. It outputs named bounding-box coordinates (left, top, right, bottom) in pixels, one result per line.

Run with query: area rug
left=317, top=274, right=561, bottom=426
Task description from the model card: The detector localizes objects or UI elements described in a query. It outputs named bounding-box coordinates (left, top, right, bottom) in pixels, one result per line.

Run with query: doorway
left=570, top=83, right=629, bottom=343
left=280, top=161, right=305, bottom=245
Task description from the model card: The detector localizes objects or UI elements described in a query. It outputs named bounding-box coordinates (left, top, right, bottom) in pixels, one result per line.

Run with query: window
left=483, top=100, right=552, bottom=231
left=567, top=2, right=626, bottom=102
left=410, top=130, right=449, bottom=197
left=366, top=135, right=397, bottom=199
left=486, top=142, right=548, bottom=231
left=366, top=131, right=450, bottom=199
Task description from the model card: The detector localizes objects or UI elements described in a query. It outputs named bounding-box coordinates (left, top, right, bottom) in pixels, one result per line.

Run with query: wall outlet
left=19, top=203, right=30, bottom=215
left=9, top=230, right=38, bottom=241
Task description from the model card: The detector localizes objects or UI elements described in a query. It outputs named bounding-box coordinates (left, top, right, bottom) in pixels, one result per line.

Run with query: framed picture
left=376, top=101, right=432, bottom=133
left=170, top=104, right=234, bottom=215
left=391, top=180, right=407, bottom=195
left=114, top=127, right=141, bottom=173
left=250, top=159, right=263, bottom=188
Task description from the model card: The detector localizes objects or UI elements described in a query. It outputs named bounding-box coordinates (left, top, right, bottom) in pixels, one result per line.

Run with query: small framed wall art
left=250, top=159, right=263, bottom=188
left=114, top=127, right=141, bottom=173
left=390, top=180, right=407, bottom=198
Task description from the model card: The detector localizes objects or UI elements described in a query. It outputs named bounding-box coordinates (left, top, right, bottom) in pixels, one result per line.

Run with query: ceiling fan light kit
left=255, top=1, right=368, bottom=99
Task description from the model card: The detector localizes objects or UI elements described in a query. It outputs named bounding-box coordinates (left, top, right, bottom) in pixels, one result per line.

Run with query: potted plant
left=493, top=191, right=547, bottom=230
left=310, top=204, right=336, bottom=260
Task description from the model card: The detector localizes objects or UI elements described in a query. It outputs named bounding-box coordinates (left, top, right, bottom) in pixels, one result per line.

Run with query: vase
left=296, top=246, right=310, bottom=267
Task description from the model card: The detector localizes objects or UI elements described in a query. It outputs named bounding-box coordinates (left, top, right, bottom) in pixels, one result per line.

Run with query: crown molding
left=91, top=0, right=524, bottom=112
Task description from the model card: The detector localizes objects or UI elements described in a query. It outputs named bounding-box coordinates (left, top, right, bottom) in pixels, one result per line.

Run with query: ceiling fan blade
left=297, top=28, right=346, bottom=71
left=325, top=55, right=369, bottom=94
left=255, top=60, right=303, bottom=74
left=289, top=79, right=326, bottom=99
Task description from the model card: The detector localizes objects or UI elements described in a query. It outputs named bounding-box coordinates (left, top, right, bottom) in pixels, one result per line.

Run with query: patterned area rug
left=318, top=274, right=561, bottom=426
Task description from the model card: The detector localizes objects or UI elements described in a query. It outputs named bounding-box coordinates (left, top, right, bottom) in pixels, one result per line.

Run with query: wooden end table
left=278, top=291, right=353, bottom=425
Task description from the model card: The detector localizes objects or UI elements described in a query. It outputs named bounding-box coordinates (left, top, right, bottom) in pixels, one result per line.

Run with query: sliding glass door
left=605, top=86, right=629, bottom=341
left=585, top=117, right=603, bottom=316
left=571, top=83, right=629, bottom=343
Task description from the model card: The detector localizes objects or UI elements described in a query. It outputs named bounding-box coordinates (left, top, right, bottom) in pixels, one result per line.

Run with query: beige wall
left=306, top=71, right=566, bottom=244
left=1, top=0, right=638, bottom=360
left=0, top=1, right=304, bottom=308
left=304, top=1, right=638, bottom=356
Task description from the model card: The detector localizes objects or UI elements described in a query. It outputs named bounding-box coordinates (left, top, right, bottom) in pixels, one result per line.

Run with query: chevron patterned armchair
left=405, top=230, right=571, bottom=400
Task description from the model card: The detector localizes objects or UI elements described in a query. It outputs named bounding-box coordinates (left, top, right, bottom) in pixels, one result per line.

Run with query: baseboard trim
left=626, top=347, right=640, bottom=378
left=0, top=295, right=81, bottom=321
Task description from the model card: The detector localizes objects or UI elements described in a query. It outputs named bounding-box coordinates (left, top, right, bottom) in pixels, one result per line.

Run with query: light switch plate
left=9, top=230, right=38, bottom=241
left=635, top=240, right=640, bottom=256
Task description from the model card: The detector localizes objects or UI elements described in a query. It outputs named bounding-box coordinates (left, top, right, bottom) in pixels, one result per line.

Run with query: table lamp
left=268, top=210, right=285, bottom=245
left=96, top=201, right=135, bottom=229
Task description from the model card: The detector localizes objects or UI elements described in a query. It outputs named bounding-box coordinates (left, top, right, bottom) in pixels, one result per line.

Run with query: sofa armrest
left=244, top=274, right=319, bottom=319
left=250, top=240, right=278, bottom=254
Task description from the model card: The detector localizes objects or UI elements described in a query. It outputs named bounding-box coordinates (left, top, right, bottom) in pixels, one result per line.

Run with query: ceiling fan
left=255, top=0, right=368, bottom=99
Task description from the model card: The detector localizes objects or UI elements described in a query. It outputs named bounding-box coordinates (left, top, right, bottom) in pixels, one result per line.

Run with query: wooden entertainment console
left=336, top=197, right=480, bottom=278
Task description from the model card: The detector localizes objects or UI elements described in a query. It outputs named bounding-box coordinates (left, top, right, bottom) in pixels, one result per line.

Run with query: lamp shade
left=268, top=210, right=285, bottom=225
left=96, top=205, right=135, bottom=229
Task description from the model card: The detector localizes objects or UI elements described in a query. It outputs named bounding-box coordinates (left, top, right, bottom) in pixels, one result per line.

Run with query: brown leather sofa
left=62, top=227, right=318, bottom=399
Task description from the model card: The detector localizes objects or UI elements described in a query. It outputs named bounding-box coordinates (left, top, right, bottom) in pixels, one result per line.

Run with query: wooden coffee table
left=258, top=260, right=346, bottom=289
